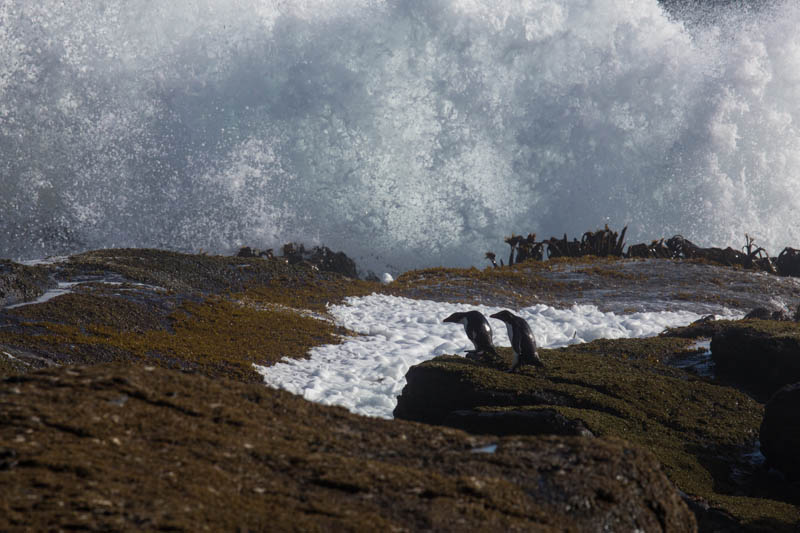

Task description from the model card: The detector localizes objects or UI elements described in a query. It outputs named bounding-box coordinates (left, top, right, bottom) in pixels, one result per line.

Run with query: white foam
left=255, top=294, right=740, bottom=418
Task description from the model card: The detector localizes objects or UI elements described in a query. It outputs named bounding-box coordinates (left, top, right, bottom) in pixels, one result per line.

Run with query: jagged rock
left=760, top=382, right=800, bottom=479
left=282, top=243, right=358, bottom=278
left=0, top=364, right=696, bottom=532
left=711, top=321, right=800, bottom=398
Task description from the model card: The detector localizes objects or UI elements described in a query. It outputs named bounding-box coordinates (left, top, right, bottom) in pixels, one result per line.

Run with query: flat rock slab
left=0, top=364, right=695, bottom=532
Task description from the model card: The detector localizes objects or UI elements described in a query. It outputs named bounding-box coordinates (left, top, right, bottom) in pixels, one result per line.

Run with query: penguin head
left=490, top=310, right=516, bottom=323
left=443, top=312, right=467, bottom=324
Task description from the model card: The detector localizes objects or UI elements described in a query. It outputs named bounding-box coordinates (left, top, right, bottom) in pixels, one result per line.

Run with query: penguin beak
left=443, top=313, right=458, bottom=323
left=489, top=312, right=501, bottom=320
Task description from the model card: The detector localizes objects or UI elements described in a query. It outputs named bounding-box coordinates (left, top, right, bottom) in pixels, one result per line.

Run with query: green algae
left=388, top=262, right=578, bottom=306
left=240, top=277, right=380, bottom=313
left=0, top=293, right=345, bottom=383
left=7, top=292, right=166, bottom=333
left=0, top=249, right=385, bottom=382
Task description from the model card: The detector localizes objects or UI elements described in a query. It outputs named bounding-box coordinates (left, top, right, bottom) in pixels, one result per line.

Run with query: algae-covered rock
left=394, top=338, right=800, bottom=531
left=0, top=364, right=696, bottom=532
left=711, top=320, right=800, bottom=398
left=0, top=249, right=380, bottom=382
left=760, top=382, right=800, bottom=479
left=0, top=260, right=54, bottom=307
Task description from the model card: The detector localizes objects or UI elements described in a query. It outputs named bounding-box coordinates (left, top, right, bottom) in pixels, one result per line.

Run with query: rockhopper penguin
left=443, top=310, right=498, bottom=360
left=490, top=310, right=544, bottom=372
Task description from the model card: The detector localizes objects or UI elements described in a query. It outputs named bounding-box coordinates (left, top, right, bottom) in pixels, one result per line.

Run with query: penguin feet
left=464, top=350, right=481, bottom=361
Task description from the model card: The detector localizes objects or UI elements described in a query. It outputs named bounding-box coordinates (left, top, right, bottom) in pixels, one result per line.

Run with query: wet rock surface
left=0, top=364, right=696, bottom=532
left=760, top=382, right=800, bottom=480
left=390, top=258, right=800, bottom=314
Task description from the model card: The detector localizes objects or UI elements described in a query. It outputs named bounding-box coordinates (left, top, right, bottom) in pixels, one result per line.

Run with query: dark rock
left=0, top=363, right=697, bottom=532
left=443, top=408, right=594, bottom=437
left=711, top=321, right=800, bottom=398
left=681, top=495, right=745, bottom=533
left=393, top=355, right=568, bottom=424
left=743, top=307, right=793, bottom=321
left=236, top=246, right=273, bottom=259
left=776, top=247, right=800, bottom=277
left=282, top=243, right=358, bottom=278
left=760, top=382, right=800, bottom=479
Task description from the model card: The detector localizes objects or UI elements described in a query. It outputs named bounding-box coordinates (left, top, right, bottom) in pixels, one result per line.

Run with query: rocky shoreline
left=1, top=248, right=799, bottom=531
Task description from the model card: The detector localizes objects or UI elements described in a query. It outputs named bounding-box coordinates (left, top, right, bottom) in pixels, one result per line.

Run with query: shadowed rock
left=443, top=408, right=594, bottom=437
left=711, top=320, right=800, bottom=399
left=760, top=382, right=800, bottom=480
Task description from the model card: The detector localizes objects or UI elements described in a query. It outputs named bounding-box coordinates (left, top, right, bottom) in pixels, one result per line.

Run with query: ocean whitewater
left=2, top=0, right=800, bottom=275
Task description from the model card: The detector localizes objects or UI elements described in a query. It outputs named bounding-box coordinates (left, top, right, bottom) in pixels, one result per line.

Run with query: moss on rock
left=0, top=292, right=346, bottom=383
left=0, top=363, right=698, bottom=532
left=0, top=260, right=54, bottom=307
left=394, top=338, right=800, bottom=530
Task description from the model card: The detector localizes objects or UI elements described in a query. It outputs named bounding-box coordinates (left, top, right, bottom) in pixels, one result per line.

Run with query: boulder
left=0, top=363, right=696, bottom=532
left=760, top=382, right=800, bottom=479
left=711, top=321, right=800, bottom=398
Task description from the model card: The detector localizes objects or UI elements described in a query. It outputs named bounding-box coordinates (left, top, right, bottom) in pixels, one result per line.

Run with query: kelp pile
left=493, top=226, right=800, bottom=277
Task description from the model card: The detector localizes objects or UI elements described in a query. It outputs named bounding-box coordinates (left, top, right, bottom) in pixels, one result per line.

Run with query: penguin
left=443, top=310, right=498, bottom=360
left=490, top=310, right=544, bottom=372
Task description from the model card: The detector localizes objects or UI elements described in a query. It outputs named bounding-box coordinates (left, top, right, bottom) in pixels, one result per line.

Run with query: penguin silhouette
left=490, top=310, right=544, bottom=372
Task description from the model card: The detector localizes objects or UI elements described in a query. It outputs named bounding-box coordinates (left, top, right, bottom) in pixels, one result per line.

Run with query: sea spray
left=1, top=0, right=799, bottom=273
